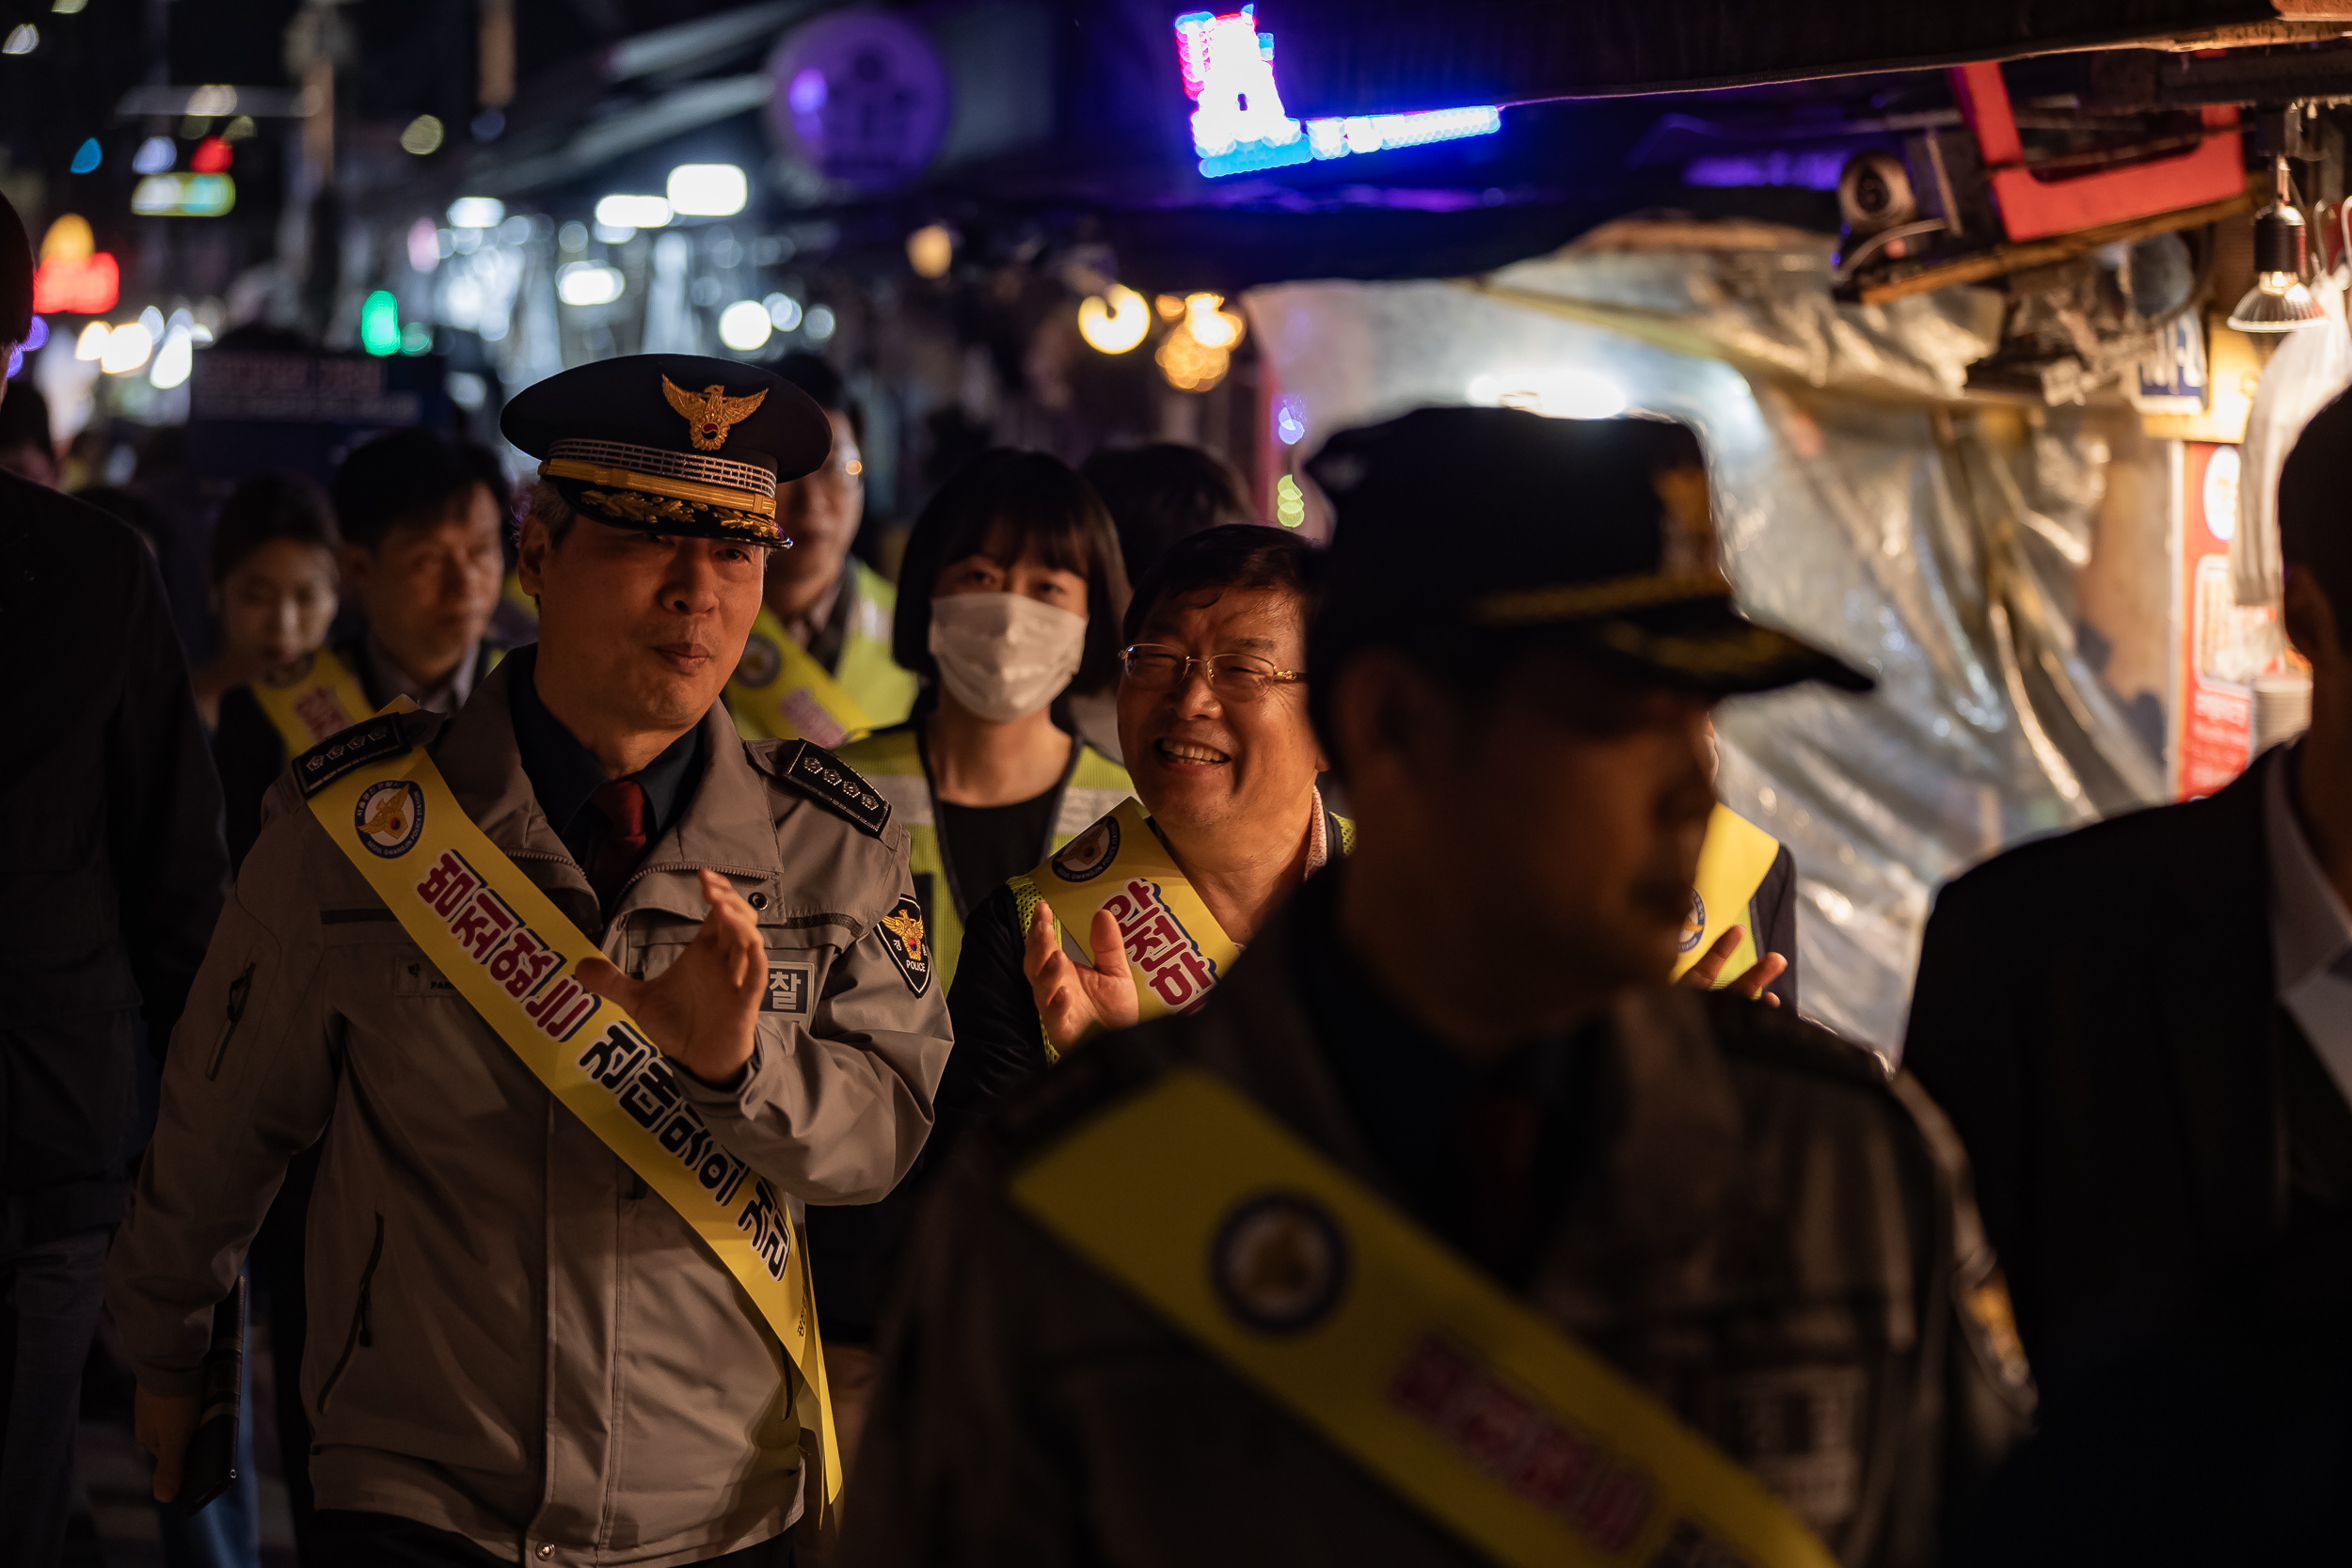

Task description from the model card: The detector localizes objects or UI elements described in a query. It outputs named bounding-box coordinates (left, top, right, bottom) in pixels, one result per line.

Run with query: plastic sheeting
left=2234, top=271, right=2352, bottom=619
left=1248, top=230, right=2168, bottom=1051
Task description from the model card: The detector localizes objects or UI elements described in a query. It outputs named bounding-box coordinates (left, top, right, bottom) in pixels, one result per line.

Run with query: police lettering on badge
left=762, top=963, right=812, bottom=1015
left=877, top=895, right=932, bottom=996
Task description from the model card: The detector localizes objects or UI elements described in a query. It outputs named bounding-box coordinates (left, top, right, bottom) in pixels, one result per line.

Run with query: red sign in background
left=2176, top=441, right=2283, bottom=800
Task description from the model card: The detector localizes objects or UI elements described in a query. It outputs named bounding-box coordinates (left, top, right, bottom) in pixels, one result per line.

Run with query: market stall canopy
left=1263, top=0, right=2311, bottom=116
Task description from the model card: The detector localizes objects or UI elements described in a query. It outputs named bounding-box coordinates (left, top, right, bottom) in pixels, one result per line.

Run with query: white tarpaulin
left=1249, top=227, right=2166, bottom=1050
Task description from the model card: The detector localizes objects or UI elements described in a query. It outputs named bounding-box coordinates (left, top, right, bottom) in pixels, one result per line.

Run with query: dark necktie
left=586, top=779, right=650, bottom=911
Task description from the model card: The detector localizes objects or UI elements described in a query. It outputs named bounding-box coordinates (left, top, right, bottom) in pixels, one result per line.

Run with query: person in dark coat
left=0, top=191, right=229, bottom=1567
left=1907, top=390, right=2352, bottom=1560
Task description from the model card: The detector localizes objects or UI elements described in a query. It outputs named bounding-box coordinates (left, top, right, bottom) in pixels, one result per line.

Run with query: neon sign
left=1173, top=7, right=1501, bottom=179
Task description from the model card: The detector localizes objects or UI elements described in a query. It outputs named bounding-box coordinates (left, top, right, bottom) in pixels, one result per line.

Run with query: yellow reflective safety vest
left=833, top=723, right=1131, bottom=993
left=1668, top=804, right=1785, bottom=986
left=726, top=562, right=918, bottom=748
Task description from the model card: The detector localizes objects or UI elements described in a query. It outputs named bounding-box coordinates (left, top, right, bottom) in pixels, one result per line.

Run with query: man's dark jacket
left=1906, top=750, right=2352, bottom=1557
left=1, top=471, right=226, bottom=1243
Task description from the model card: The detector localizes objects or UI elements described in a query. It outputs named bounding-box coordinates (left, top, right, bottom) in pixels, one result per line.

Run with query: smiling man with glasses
left=932, top=523, right=1339, bottom=1138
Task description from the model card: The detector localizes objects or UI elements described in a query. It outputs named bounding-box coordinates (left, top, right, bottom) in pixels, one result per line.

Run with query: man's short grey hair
left=527, top=478, right=577, bottom=546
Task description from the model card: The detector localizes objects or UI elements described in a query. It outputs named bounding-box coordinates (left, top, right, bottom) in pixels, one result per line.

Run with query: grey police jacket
left=106, top=663, right=953, bottom=1567
left=844, top=887, right=2033, bottom=1568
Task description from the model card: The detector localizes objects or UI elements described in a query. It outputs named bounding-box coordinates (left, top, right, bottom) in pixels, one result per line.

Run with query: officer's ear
left=1327, top=648, right=1453, bottom=793
left=516, top=512, right=555, bottom=597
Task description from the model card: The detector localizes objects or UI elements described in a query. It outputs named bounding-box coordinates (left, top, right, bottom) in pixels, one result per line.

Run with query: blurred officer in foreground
left=1909, top=388, right=2352, bottom=1560
left=109, top=354, right=953, bottom=1566
left=0, top=191, right=228, bottom=1568
left=725, top=353, right=918, bottom=747
left=213, top=428, right=507, bottom=868
left=845, top=408, right=2031, bottom=1568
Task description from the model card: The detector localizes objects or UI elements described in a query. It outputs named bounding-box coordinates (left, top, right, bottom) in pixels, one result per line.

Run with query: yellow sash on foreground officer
left=108, top=355, right=952, bottom=1566
left=844, top=408, right=2030, bottom=1568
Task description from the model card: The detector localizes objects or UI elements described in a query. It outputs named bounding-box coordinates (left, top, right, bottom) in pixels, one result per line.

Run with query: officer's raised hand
left=578, top=868, right=767, bottom=1083
left=1025, top=900, right=1138, bottom=1052
left=1679, top=924, right=1788, bottom=1006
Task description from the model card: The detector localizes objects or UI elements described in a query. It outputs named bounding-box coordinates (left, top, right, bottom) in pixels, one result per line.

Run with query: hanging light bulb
left=2229, top=154, right=2328, bottom=333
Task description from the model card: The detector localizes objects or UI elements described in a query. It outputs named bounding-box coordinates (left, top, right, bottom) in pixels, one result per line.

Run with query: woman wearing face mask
left=190, top=474, right=342, bottom=732
left=833, top=451, right=1134, bottom=992
left=817, top=451, right=1129, bottom=1475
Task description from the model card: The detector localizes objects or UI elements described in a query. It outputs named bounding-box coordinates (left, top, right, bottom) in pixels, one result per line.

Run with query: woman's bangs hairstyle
left=893, top=450, right=1132, bottom=693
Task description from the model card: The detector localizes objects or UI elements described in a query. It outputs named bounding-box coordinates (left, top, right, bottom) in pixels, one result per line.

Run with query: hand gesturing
left=1677, top=924, right=1788, bottom=1006
left=579, top=869, right=766, bottom=1085
left=1025, top=900, right=1139, bottom=1055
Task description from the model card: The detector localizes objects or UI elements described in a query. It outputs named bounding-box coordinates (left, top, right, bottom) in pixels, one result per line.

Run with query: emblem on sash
left=1677, top=891, right=1707, bottom=954
left=878, top=895, right=932, bottom=996
left=1051, top=816, right=1121, bottom=883
left=259, top=651, right=318, bottom=689
left=736, top=632, right=783, bottom=689
left=1211, top=1192, right=1348, bottom=1334
left=354, top=780, right=426, bottom=859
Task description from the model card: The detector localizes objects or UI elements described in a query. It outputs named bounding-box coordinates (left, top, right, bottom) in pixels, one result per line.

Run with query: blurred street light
left=595, top=195, right=671, bottom=230
left=100, top=322, right=152, bottom=374
left=557, top=263, right=625, bottom=307
left=448, top=197, right=504, bottom=229
left=1077, top=284, right=1149, bottom=354
left=667, top=165, right=747, bottom=217
left=133, top=137, right=175, bottom=174
left=4, top=24, right=38, bottom=54
left=718, top=300, right=771, bottom=351
left=400, top=116, right=445, bottom=155
left=906, top=224, right=953, bottom=279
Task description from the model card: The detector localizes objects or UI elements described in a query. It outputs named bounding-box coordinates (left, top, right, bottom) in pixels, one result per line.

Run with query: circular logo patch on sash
left=1677, top=890, right=1707, bottom=954
left=736, top=632, right=783, bottom=689
left=1212, top=1192, right=1348, bottom=1334
left=1051, top=817, right=1120, bottom=882
left=354, top=780, right=426, bottom=859
left=260, top=651, right=318, bottom=689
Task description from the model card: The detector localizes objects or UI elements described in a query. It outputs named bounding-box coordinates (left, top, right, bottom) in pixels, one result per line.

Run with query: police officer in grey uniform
left=845, top=409, right=2030, bottom=1567
left=107, top=356, right=953, bottom=1567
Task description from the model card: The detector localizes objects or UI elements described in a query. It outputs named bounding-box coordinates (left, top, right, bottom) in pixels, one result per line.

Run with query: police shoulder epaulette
left=771, top=739, right=891, bottom=838
left=294, top=713, right=415, bottom=799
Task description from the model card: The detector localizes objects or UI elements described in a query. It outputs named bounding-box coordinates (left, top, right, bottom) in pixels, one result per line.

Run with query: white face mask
left=928, top=592, right=1089, bottom=723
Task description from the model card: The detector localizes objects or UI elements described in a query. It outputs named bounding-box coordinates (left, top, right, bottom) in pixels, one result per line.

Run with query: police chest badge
left=1212, top=1192, right=1349, bottom=1334
left=878, top=895, right=931, bottom=996
left=354, top=780, right=426, bottom=859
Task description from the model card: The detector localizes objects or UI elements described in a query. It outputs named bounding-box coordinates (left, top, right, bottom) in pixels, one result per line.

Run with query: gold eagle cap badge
left=660, top=374, right=768, bottom=451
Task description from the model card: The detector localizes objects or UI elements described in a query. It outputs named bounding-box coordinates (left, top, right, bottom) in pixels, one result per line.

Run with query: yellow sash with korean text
left=1011, top=1069, right=1836, bottom=1568
left=294, top=704, right=839, bottom=1513
left=247, top=647, right=373, bottom=757
left=726, top=607, right=875, bottom=750
left=1025, top=799, right=1242, bottom=1034
left=1668, top=805, right=1784, bottom=986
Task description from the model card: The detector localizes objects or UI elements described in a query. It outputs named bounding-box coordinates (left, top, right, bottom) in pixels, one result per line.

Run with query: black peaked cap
left=1307, top=405, right=1873, bottom=696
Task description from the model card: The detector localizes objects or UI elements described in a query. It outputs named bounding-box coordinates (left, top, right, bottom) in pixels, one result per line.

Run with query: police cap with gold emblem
left=501, top=354, right=833, bottom=547
left=1306, top=405, right=1872, bottom=695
